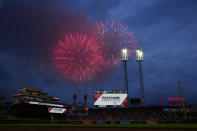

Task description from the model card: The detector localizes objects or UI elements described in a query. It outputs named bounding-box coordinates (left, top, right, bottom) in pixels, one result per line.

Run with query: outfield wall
left=1, top=119, right=196, bottom=124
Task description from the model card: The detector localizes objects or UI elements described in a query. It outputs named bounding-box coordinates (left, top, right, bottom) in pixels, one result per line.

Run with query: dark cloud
left=0, top=0, right=94, bottom=59
left=65, top=0, right=121, bottom=20
left=86, top=0, right=120, bottom=19
left=0, top=0, right=95, bottom=104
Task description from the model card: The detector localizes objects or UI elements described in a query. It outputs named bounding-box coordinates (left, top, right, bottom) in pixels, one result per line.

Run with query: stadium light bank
left=121, top=48, right=129, bottom=104
left=136, top=48, right=145, bottom=106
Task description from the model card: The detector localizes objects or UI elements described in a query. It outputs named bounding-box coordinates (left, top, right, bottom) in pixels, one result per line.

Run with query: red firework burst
left=96, top=19, right=137, bottom=65
left=53, top=33, right=104, bottom=82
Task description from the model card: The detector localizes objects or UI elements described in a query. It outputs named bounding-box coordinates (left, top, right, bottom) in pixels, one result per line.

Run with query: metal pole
left=73, top=94, right=77, bottom=107
left=84, top=94, right=87, bottom=107
left=178, top=80, right=187, bottom=121
left=123, top=61, right=128, bottom=92
left=138, top=61, right=145, bottom=106
left=123, top=60, right=129, bottom=105
left=159, top=96, right=162, bottom=106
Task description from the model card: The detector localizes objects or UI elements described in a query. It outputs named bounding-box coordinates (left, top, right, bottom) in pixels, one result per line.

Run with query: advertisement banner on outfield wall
left=93, top=121, right=108, bottom=124
left=48, top=107, right=67, bottom=114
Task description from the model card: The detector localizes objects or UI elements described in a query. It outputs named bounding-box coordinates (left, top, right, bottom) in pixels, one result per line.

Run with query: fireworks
left=52, top=33, right=104, bottom=82
left=96, top=19, right=137, bottom=65
left=52, top=19, right=137, bottom=83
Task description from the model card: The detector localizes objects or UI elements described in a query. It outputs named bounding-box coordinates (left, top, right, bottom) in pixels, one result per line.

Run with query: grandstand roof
left=20, top=87, right=42, bottom=92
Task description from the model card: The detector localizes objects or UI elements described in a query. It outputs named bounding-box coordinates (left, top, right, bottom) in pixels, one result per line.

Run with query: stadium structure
left=8, top=87, right=69, bottom=120
left=0, top=86, right=197, bottom=125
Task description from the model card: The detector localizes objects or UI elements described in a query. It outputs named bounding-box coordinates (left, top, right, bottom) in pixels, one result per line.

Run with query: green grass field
left=0, top=124, right=197, bottom=128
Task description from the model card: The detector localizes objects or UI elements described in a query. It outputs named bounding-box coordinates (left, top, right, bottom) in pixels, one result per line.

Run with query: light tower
left=136, top=48, right=145, bottom=106
left=121, top=49, right=129, bottom=98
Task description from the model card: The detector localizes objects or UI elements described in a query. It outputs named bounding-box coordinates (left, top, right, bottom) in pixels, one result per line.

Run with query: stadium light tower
left=121, top=48, right=129, bottom=94
left=136, top=48, right=145, bottom=106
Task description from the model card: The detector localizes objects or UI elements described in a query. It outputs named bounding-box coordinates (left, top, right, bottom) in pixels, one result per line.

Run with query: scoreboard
left=94, top=90, right=128, bottom=107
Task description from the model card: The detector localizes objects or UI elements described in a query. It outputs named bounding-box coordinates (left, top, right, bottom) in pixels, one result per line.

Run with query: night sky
left=1, top=0, right=197, bottom=106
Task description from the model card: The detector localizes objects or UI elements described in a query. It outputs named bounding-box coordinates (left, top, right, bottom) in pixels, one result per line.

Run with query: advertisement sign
left=168, top=97, right=186, bottom=101
left=48, top=107, right=67, bottom=114
left=82, top=121, right=93, bottom=124
left=94, top=93, right=128, bottom=106
left=93, top=121, right=108, bottom=124
left=120, top=121, right=131, bottom=124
